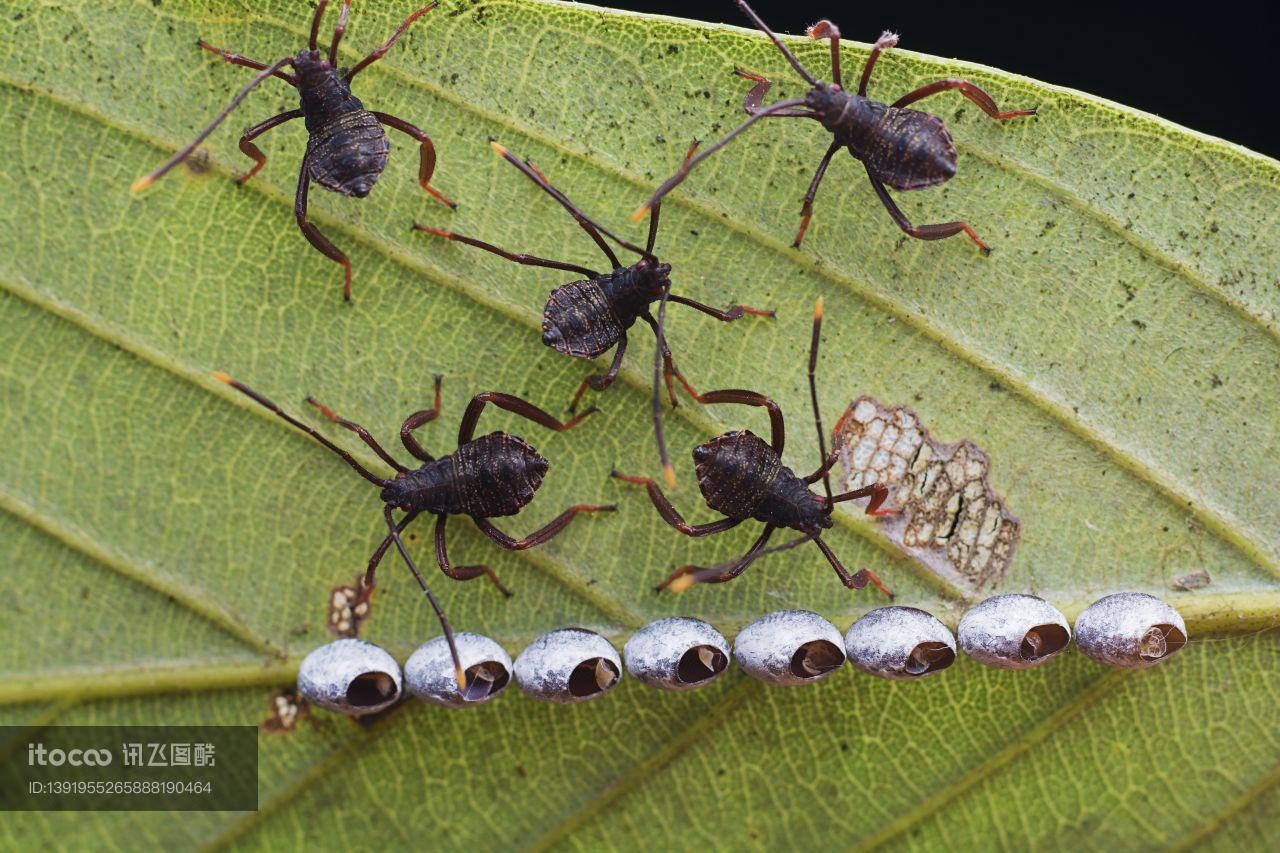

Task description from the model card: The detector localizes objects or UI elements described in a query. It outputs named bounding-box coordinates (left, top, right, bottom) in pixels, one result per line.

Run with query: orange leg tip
left=488, top=139, right=509, bottom=158
left=415, top=224, right=451, bottom=238
left=211, top=371, right=233, bottom=385
left=666, top=574, right=696, bottom=594
left=813, top=295, right=825, bottom=320
left=630, top=204, right=651, bottom=224
left=455, top=667, right=467, bottom=692
left=129, top=175, right=154, bottom=194
left=663, top=463, right=677, bottom=489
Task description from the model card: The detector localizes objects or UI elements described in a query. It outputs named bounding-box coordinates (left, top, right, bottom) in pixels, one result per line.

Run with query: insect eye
left=845, top=606, right=956, bottom=680
left=514, top=629, right=621, bottom=703
left=624, top=617, right=730, bottom=691
left=406, top=633, right=513, bottom=708
left=958, top=594, right=1071, bottom=669
left=734, top=610, right=846, bottom=686
left=1074, top=593, right=1187, bottom=668
left=296, top=639, right=402, bottom=716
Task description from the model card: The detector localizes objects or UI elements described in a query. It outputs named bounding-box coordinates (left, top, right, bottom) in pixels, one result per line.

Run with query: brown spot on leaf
left=327, top=573, right=374, bottom=639
left=833, top=397, right=1020, bottom=589
left=261, top=687, right=308, bottom=734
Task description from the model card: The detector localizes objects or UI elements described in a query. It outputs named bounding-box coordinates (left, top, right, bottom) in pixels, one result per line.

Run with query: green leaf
left=1, top=0, right=1277, bottom=848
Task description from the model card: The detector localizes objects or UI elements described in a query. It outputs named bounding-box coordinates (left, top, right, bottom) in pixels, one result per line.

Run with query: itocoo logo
left=27, top=743, right=113, bottom=766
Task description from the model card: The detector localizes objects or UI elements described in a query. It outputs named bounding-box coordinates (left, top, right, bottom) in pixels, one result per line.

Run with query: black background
left=601, top=0, right=1280, bottom=159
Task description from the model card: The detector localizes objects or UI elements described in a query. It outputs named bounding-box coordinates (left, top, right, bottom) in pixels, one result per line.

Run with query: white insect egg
left=623, top=617, right=731, bottom=690
left=845, top=606, right=956, bottom=680
left=1074, top=592, right=1187, bottom=668
left=958, top=594, right=1071, bottom=669
left=405, top=633, right=513, bottom=709
left=514, top=628, right=622, bottom=703
left=296, top=638, right=402, bottom=716
left=733, top=610, right=846, bottom=686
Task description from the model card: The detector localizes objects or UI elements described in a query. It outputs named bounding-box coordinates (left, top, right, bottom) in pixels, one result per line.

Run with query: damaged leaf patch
left=834, top=397, right=1020, bottom=591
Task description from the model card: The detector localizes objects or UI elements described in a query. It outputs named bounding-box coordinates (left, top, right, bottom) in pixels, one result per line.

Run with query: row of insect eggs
left=299, top=592, right=1188, bottom=715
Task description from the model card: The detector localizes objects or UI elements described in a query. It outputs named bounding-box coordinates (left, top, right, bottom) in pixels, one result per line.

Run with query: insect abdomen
left=859, top=108, right=957, bottom=192
left=451, top=432, right=548, bottom=518
left=307, top=110, right=389, bottom=197
left=542, top=279, right=623, bottom=358
left=694, top=431, right=781, bottom=519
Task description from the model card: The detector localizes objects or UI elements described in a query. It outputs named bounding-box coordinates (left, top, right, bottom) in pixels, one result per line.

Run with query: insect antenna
left=328, top=0, right=352, bottom=66
left=212, top=373, right=390, bottom=487
left=652, top=284, right=676, bottom=487
left=309, top=0, right=332, bottom=52
left=130, top=56, right=296, bottom=192
left=383, top=508, right=467, bottom=691
left=808, top=297, right=834, bottom=502
left=490, top=141, right=649, bottom=264
left=631, top=96, right=808, bottom=223
left=735, top=0, right=820, bottom=86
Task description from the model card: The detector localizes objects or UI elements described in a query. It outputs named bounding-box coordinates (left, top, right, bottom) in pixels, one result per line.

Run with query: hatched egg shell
left=958, top=594, right=1071, bottom=669
left=624, top=617, right=731, bottom=690
left=733, top=610, right=846, bottom=686
left=845, top=606, right=956, bottom=680
left=405, top=633, right=513, bottom=709
left=514, top=628, right=622, bottom=703
left=1074, top=592, right=1187, bottom=668
left=297, top=638, right=402, bottom=716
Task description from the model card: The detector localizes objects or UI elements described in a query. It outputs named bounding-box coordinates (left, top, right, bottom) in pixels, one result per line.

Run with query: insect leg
left=234, top=109, right=303, bottom=185
left=197, top=40, right=298, bottom=85
left=304, top=395, right=407, bottom=472
left=363, top=509, right=420, bottom=587
left=639, top=311, right=694, bottom=408
left=813, top=535, right=894, bottom=598
left=611, top=472, right=743, bottom=537
left=830, top=482, right=897, bottom=516
left=400, top=375, right=443, bottom=462
left=328, top=0, right=352, bottom=66
left=857, top=31, right=900, bottom=97
left=474, top=505, right=617, bottom=552
left=657, top=524, right=775, bottom=592
left=413, top=225, right=598, bottom=278
left=371, top=112, right=455, bottom=208
left=792, top=141, right=841, bottom=247
left=735, top=70, right=811, bottom=116
left=345, top=3, right=438, bottom=80
left=687, top=389, right=787, bottom=456
left=803, top=450, right=839, bottom=485
left=866, top=167, right=990, bottom=253
left=568, top=332, right=627, bottom=413
left=385, top=506, right=467, bottom=690
left=434, top=514, right=511, bottom=597
left=294, top=158, right=355, bottom=300
left=893, top=78, right=1037, bottom=119
left=665, top=294, right=775, bottom=323
left=457, top=392, right=597, bottom=444
left=805, top=20, right=842, bottom=89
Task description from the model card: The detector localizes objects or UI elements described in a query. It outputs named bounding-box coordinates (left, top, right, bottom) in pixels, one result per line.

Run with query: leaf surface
left=0, top=1, right=1277, bottom=849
